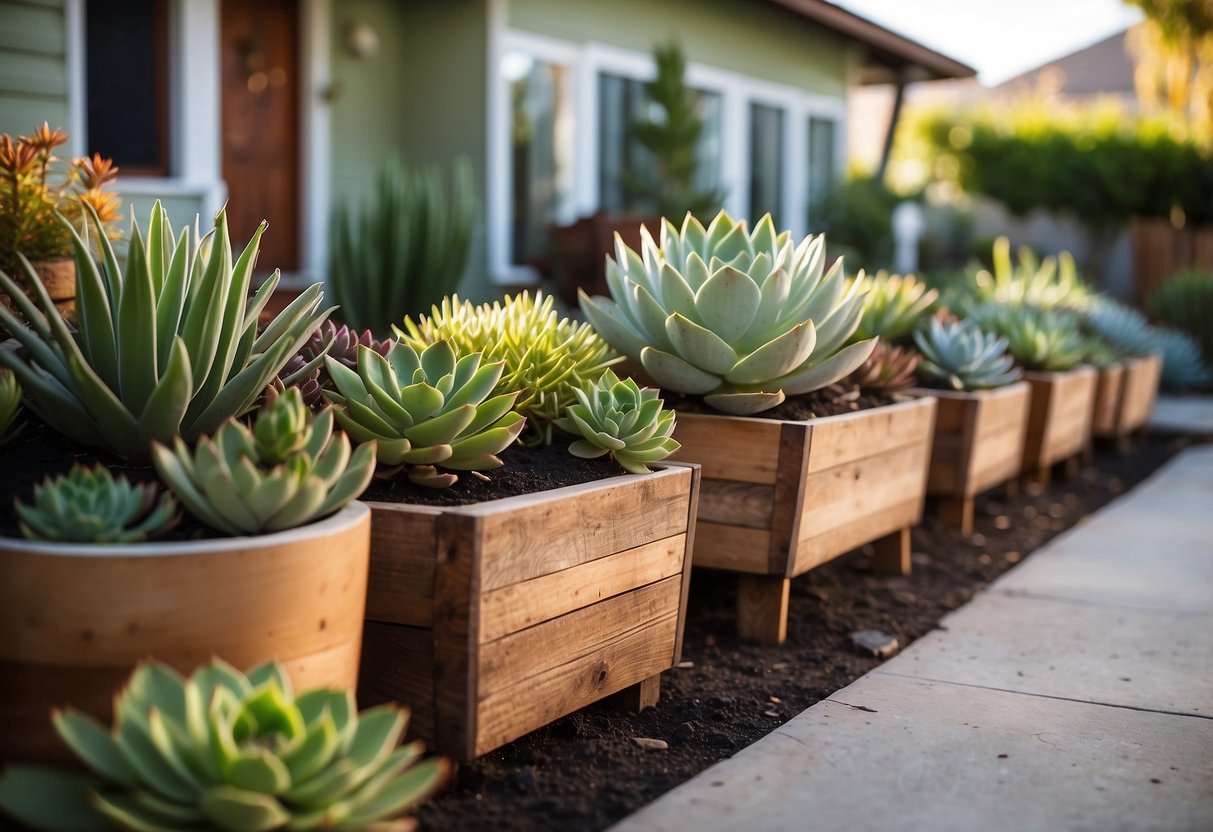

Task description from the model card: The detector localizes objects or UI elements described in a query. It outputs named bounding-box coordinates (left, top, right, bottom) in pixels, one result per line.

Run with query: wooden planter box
left=1091, top=363, right=1127, bottom=437
left=1021, top=366, right=1098, bottom=482
left=913, top=382, right=1031, bottom=535
left=670, top=397, right=936, bottom=645
left=1093, top=354, right=1162, bottom=446
left=0, top=503, right=371, bottom=764
left=358, top=464, right=699, bottom=760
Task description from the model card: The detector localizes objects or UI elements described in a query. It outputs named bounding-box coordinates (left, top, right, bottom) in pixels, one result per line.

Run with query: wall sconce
left=343, top=23, right=380, bottom=60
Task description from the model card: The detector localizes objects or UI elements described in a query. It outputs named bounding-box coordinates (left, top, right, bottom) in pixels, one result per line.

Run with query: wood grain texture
left=697, top=479, right=775, bottom=528
left=793, top=495, right=925, bottom=576
left=920, top=383, right=1030, bottom=502
left=690, top=522, right=772, bottom=573
left=613, top=675, right=661, bottom=711
left=431, top=514, right=480, bottom=761
left=871, top=527, right=911, bottom=576
left=670, top=463, right=701, bottom=665
left=737, top=575, right=790, bottom=645
left=670, top=412, right=782, bottom=484
left=1022, top=367, right=1097, bottom=474
left=802, top=397, right=935, bottom=473
left=365, top=504, right=441, bottom=627
left=768, top=422, right=812, bottom=576
left=357, top=622, right=435, bottom=742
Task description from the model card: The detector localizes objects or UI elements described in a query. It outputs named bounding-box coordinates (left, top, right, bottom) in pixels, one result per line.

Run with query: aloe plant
left=0, top=202, right=332, bottom=462
left=0, top=659, right=447, bottom=832
left=399, top=292, right=619, bottom=443
left=851, top=271, right=938, bottom=343
left=579, top=211, right=876, bottom=415
left=847, top=341, right=921, bottom=394
left=554, top=369, right=680, bottom=474
left=1084, top=298, right=1157, bottom=358
left=912, top=316, right=1022, bottom=391
left=969, top=236, right=1093, bottom=312
left=0, top=366, right=20, bottom=442
left=16, top=464, right=179, bottom=543
left=325, top=340, right=526, bottom=487
left=151, top=388, right=375, bottom=535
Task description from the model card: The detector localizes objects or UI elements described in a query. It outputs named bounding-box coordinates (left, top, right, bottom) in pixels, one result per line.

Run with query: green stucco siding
left=0, top=0, right=70, bottom=139
left=508, top=0, right=852, bottom=96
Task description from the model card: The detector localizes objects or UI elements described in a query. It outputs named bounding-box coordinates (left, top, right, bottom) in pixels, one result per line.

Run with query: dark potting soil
left=415, top=433, right=1188, bottom=832
left=666, top=382, right=898, bottom=420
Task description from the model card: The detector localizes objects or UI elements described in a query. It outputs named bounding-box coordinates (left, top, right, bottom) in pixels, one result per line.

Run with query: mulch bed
left=416, top=433, right=1189, bottom=832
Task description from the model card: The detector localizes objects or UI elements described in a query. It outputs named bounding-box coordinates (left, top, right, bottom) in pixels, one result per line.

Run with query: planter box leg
left=871, top=527, right=911, bottom=576
left=612, top=674, right=662, bottom=712
left=1004, top=478, right=1020, bottom=500
left=1082, top=443, right=1095, bottom=465
left=937, top=496, right=974, bottom=537
left=737, top=575, right=790, bottom=645
left=1063, top=454, right=1081, bottom=479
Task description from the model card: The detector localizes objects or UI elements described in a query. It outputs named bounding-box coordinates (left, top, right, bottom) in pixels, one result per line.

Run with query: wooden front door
left=220, top=0, right=299, bottom=272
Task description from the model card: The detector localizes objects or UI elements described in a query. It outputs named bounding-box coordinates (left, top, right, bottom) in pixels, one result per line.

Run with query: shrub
left=1147, top=270, right=1213, bottom=365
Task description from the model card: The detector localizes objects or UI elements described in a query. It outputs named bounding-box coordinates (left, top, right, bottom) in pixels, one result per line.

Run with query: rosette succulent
left=325, top=340, right=526, bottom=487
left=1084, top=299, right=1156, bottom=358
left=303, top=321, right=392, bottom=371
left=554, top=369, right=680, bottom=474
left=0, top=366, right=20, bottom=442
left=912, top=316, right=1022, bottom=391
left=0, top=659, right=447, bottom=832
left=970, top=237, right=1093, bottom=312
left=0, top=201, right=332, bottom=461
left=847, top=342, right=921, bottom=394
left=151, top=388, right=376, bottom=535
left=971, top=305, right=1087, bottom=372
left=579, top=212, right=876, bottom=415
left=399, top=292, right=618, bottom=442
left=15, top=464, right=179, bottom=543
left=851, top=271, right=938, bottom=343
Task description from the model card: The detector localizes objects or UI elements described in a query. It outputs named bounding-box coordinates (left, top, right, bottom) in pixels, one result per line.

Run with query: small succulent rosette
left=554, top=370, right=680, bottom=475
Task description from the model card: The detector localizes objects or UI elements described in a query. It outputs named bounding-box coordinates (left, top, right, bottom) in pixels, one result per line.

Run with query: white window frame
left=488, top=29, right=848, bottom=284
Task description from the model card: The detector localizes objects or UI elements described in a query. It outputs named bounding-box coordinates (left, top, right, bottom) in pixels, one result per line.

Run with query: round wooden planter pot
left=0, top=502, right=371, bottom=764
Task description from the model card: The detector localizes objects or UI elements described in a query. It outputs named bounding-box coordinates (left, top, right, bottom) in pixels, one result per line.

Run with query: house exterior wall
left=0, top=0, right=70, bottom=138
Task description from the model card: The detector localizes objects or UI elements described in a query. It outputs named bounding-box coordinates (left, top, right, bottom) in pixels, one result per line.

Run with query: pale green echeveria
left=325, top=340, right=526, bottom=488
left=912, top=316, right=1022, bottom=391
left=970, top=304, right=1087, bottom=372
left=0, top=201, right=333, bottom=462
left=0, top=366, right=21, bottom=442
left=579, top=211, right=877, bottom=415
left=851, top=271, right=938, bottom=343
left=0, top=659, right=447, bottom=832
left=15, top=464, right=179, bottom=544
left=151, top=388, right=376, bottom=535
left=554, top=369, right=680, bottom=474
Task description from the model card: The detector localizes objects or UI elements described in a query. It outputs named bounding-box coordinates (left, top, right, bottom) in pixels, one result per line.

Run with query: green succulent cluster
left=553, top=369, right=680, bottom=474
left=0, top=365, right=21, bottom=442
left=1147, top=270, right=1213, bottom=367
left=913, top=317, right=1022, bottom=391
left=326, top=340, right=526, bottom=488
left=1152, top=326, right=1213, bottom=390
left=0, top=202, right=332, bottom=462
left=0, top=660, right=447, bottom=832
left=850, top=271, right=938, bottom=343
left=399, top=292, right=618, bottom=443
left=151, top=388, right=375, bottom=535
left=970, top=237, right=1093, bottom=312
left=847, top=342, right=921, bottom=394
left=971, top=305, right=1087, bottom=372
left=1084, top=299, right=1156, bottom=358
left=579, top=212, right=876, bottom=415
left=15, top=464, right=179, bottom=544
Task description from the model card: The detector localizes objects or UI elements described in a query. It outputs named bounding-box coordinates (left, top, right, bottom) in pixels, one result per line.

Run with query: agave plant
left=325, top=340, right=526, bottom=487
left=970, top=305, right=1087, bottom=372
left=1147, top=270, right=1213, bottom=365
left=851, top=271, right=938, bottom=343
left=0, top=366, right=20, bottom=442
left=1152, top=326, right=1213, bottom=390
left=847, top=341, right=921, bottom=394
left=0, top=659, right=447, bottom=832
left=969, top=237, right=1093, bottom=312
left=0, top=202, right=332, bottom=462
left=553, top=369, right=680, bottom=474
left=151, top=388, right=376, bottom=535
left=912, top=316, right=1022, bottom=391
left=399, top=292, right=618, bottom=442
left=1084, top=298, right=1157, bottom=358
left=579, top=212, right=876, bottom=415
left=15, top=464, right=179, bottom=543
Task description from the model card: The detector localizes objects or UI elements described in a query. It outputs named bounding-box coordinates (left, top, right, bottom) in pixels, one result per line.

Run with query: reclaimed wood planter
left=358, top=464, right=700, bottom=760
left=1091, top=363, right=1126, bottom=438
left=670, top=397, right=936, bottom=645
left=912, top=382, right=1031, bottom=535
left=1021, top=366, right=1098, bottom=482
left=1093, top=355, right=1162, bottom=446
left=0, top=502, right=372, bottom=764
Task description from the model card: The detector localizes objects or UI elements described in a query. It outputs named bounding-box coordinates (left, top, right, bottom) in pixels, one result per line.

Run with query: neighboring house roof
left=766, top=0, right=977, bottom=83
left=996, top=28, right=1137, bottom=97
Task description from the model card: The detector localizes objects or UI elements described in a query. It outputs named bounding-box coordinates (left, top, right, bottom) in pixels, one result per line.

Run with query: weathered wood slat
left=1023, top=367, right=1097, bottom=472
left=357, top=622, right=435, bottom=741
left=1092, top=364, right=1126, bottom=436
left=804, top=397, right=935, bottom=473
left=1117, top=354, right=1162, bottom=434
left=671, top=413, right=782, bottom=484
left=691, top=521, right=771, bottom=573
left=365, top=505, right=440, bottom=627
left=793, top=495, right=925, bottom=575
left=697, top=479, right=775, bottom=528
left=799, top=440, right=931, bottom=540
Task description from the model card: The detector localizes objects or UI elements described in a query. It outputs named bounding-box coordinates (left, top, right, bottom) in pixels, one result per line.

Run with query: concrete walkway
left=613, top=447, right=1213, bottom=832
left=1152, top=395, right=1213, bottom=437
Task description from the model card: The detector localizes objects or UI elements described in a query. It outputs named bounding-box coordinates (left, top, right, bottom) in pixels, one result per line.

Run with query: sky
left=832, top=0, right=1144, bottom=86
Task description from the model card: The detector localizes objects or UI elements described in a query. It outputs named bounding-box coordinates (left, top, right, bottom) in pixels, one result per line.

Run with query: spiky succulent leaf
left=1151, top=326, right=1213, bottom=390
left=968, top=304, right=1087, bottom=372
left=0, top=366, right=21, bottom=443
left=15, top=464, right=180, bottom=544
left=851, top=271, right=938, bottom=343
left=967, top=236, right=1094, bottom=312
left=553, top=369, right=680, bottom=474
left=578, top=211, right=877, bottom=414
left=912, top=316, right=1022, bottom=391
left=0, top=660, right=448, bottom=832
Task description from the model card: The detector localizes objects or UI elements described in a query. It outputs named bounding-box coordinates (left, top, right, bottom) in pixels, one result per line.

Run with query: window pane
left=506, top=51, right=572, bottom=266
left=86, top=0, right=168, bottom=174
left=749, top=103, right=784, bottom=225
left=597, top=73, right=653, bottom=214
left=807, top=116, right=839, bottom=228
left=692, top=89, right=723, bottom=200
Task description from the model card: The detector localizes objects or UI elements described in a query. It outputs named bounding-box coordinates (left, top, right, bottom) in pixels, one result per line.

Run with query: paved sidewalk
left=1152, top=395, right=1213, bottom=437
left=612, top=447, right=1213, bottom=832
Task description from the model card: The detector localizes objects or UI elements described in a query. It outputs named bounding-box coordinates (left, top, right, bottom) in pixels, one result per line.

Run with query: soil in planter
left=666, top=382, right=897, bottom=421
left=416, top=433, right=1188, bottom=832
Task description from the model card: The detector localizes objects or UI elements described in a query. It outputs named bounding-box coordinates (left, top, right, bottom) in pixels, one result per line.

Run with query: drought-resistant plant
left=1147, top=270, right=1213, bottom=365
left=1152, top=326, right=1213, bottom=390
left=972, top=305, right=1087, bottom=372
left=329, top=158, right=475, bottom=336
left=1078, top=335, right=1120, bottom=369
left=969, top=237, right=1093, bottom=312
left=399, top=292, right=619, bottom=443
left=847, top=341, right=921, bottom=394
left=553, top=369, right=680, bottom=474
left=0, top=202, right=332, bottom=462
left=303, top=320, right=392, bottom=371
left=151, top=388, right=375, bottom=535
left=0, top=366, right=20, bottom=442
left=851, top=271, right=938, bottom=343
left=1085, top=298, right=1158, bottom=358
left=579, top=211, right=876, bottom=415
left=0, top=659, right=447, bottom=832
left=913, top=316, right=1022, bottom=391
left=15, top=464, right=179, bottom=544
left=325, top=340, right=527, bottom=487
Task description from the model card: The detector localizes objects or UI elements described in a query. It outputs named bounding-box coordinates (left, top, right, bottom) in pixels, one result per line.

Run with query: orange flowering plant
left=0, top=123, right=122, bottom=274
